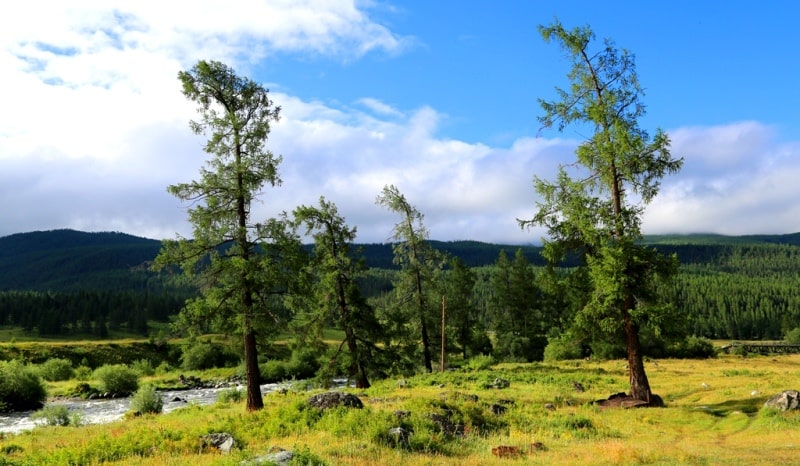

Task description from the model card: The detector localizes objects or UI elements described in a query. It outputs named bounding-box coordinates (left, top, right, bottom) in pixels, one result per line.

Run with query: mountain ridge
left=3, top=228, right=800, bottom=292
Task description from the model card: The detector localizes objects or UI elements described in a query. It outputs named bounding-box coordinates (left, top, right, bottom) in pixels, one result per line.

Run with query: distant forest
left=2, top=229, right=800, bottom=343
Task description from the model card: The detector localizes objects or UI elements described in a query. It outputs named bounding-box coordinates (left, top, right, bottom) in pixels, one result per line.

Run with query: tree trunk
left=243, top=326, right=264, bottom=410
left=343, top=324, right=370, bottom=388
left=623, top=301, right=652, bottom=403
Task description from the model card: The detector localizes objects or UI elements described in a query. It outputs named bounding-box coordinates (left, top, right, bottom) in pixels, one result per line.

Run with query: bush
left=181, top=342, right=239, bottom=371
left=588, top=340, right=626, bottom=360
left=38, top=358, right=75, bottom=382
left=543, top=335, right=583, bottom=362
left=155, top=361, right=173, bottom=375
left=217, top=387, right=244, bottom=403
left=74, top=366, right=92, bottom=381
left=0, top=360, right=47, bottom=412
left=285, top=349, right=321, bottom=380
left=464, top=354, right=495, bottom=371
left=493, top=333, right=547, bottom=362
left=667, top=336, right=717, bottom=359
left=93, top=364, right=139, bottom=395
left=130, top=359, right=155, bottom=377
left=260, top=360, right=287, bottom=383
left=785, top=327, right=800, bottom=343
left=129, top=384, right=163, bottom=415
left=32, top=404, right=83, bottom=427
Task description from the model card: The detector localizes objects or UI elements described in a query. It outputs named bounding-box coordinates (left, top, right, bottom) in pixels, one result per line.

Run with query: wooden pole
left=441, top=294, right=446, bottom=372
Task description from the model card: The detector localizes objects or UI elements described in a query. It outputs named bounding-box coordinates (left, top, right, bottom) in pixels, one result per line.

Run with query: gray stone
left=201, top=432, right=236, bottom=454
left=387, top=427, right=411, bottom=447
left=307, top=391, right=363, bottom=410
left=243, top=449, right=294, bottom=465
left=764, top=390, right=800, bottom=411
left=492, top=377, right=510, bottom=389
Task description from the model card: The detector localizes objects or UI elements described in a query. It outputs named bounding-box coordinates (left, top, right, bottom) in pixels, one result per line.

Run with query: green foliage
left=493, top=334, right=548, bottom=363
left=32, top=404, right=83, bottom=427
left=786, top=327, right=800, bottom=343
left=130, top=359, right=155, bottom=376
left=180, top=342, right=239, bottom=371
left=74, top=365, right=92, bottom=381
left=667, top=336, right=717, bottom=359
left=155, top=361, right=173, bottom=375
left=0, top=360, right=46, bottom=412
left=259, top=359, right=287, bottom=382
left=38, top=358, right=74, bottom=381
left=289, top=444, right=328, bottom=465
left=129, top=384, right=163, bottom=415
left=93, top=364, right=139, bottom=395
left=286, top=349, right=321, bottom=380
left=543, top=335, right=583, bottom=361
left=463, top=354, right=495, bottom=371
left=216, top=387, right=244, bottom=403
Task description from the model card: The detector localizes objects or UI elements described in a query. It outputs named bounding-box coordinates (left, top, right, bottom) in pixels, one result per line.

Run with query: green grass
left=3, top=353, right=800, bottom=464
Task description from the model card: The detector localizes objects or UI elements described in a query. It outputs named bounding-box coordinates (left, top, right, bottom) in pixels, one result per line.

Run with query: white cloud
left=644, top=123, right=800, bottom=235
left=2, top=2, right=800, bottom=246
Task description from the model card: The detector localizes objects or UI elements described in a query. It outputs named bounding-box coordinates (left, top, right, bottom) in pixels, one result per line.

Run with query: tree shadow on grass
left=693, top=397, right=765, bottom=417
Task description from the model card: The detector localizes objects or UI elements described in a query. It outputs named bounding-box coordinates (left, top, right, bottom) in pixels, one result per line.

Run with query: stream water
left=0, top=382, right=295, bottom=434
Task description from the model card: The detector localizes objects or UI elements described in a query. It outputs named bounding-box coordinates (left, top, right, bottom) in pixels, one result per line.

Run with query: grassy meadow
left=2, top=351, right=800, bottom=465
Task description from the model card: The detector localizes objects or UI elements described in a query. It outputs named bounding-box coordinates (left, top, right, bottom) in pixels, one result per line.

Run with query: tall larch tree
left=292, top=197, right=385, bottom=388
left=154, top=60, right=293, bottom=411
left=376, top=184, right=443, bottom=372
left=521, top=21, right=683, bottom=404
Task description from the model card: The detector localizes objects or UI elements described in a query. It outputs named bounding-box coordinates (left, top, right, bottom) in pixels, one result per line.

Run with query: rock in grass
left=491, top=378, right=510, bottom=389
left=244, top=448, right=294, bottom=465
left=764, top=390, right=800, bottom=411
left=307, top=391, right=363, bottom=410
left=201, top=432, right=235, bottom=454
left=387, top=427, right=411, bottom=447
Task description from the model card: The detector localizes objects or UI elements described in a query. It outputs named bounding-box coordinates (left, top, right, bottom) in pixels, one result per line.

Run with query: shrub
left=464, top=354, right=495, bottom=371
left=32, top=404, right=83, bottom=427
left=588, top=340, right=626, bottom=360
left=0, top=360, right=46, bottom=412
left=38, top=358, right=75, bottom=382
left=129, top=384, right=163, bottom=415
left=74, top=366, right=92, bottom=381
left=155, top=361, right=173, bottom=375
left=493, top=334, right=547, bottom=362
left=543, top=335, right=583, bottom=361
left=93, top=364, right=139, bottom=395
left=260, top=360, right=287, bottom=383
left=285, top=349, right=321, bottom=380
left=217, top=387, right=244, bottom=403
left=785, top=327, right=800, bottom=343
left=667, top=336, right=717, bottom=359
left=181, top=342, right=239, bottom=371
left=130, top=359, right=155, bottom=377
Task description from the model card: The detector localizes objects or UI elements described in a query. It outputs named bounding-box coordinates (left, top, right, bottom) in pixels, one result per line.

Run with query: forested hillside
left=3, top=229, right=800, bottom=342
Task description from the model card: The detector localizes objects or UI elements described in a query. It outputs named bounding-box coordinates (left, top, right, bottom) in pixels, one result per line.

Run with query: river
left=0, top=382, right=295, bottom=434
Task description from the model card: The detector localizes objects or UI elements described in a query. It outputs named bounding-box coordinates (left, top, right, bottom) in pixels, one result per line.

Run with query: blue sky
left=2, top=1, right=800, bottom=244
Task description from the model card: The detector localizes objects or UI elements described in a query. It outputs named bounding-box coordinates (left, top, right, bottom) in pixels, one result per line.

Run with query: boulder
left=307, top=391, right=363, bottom=410
left=201, top=432, right=236, bottom=454
left=764, top=390, right=800, bottom=411
left=243, top=449, right=294, bottom=465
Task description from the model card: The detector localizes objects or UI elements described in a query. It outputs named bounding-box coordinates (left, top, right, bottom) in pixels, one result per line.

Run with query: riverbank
left=3, top=354, right=800, bottom=465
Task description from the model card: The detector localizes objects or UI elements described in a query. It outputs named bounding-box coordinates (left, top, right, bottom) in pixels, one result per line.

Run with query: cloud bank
left=2, top=2, right=799, bottom=244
